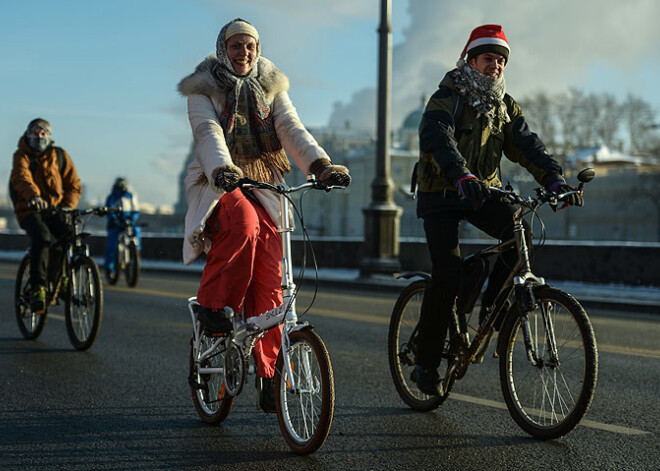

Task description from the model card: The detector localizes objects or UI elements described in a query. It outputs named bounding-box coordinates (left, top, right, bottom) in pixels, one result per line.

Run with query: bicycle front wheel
left=388, top=280, right=446, bottom=411
left=275, top=328, right=334, bottom=455
left=499, top=286, right=598, bottom=439
left=189, top=333, right=234, bottom=424
left=65, top=256, right=103, bottom=351
left=125, top=243, right=140, bottom=287
left=15, top=254, right=48, bottom=339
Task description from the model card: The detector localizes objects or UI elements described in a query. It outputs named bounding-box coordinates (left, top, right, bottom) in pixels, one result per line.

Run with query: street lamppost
left=360, top=0, right=402, bottom=277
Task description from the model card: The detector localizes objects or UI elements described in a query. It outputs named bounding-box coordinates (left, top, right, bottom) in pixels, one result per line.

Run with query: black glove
left=457, top=174, right=490, bottom=206
left=29, top=196, right=48, bottom=211
left=549, top=181, right=583, bottom=208
left=214, top=169, right=241, bottom=192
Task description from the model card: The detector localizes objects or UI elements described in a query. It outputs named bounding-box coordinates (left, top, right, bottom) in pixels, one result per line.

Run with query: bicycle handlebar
left=488, top=185, right=582, bottom=210
left=488, top=167, right=594, bottom=209
left=35, top=205, right=117, bottom=218
left=238, top=176, right=346, bottom=194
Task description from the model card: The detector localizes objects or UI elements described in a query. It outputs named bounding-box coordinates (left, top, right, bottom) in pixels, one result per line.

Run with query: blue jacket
left=106, top=190, right=140, bottom=230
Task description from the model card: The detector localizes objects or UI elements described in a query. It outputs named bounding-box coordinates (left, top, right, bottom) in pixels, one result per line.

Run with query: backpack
left=8, top=147, right=65, bottom=210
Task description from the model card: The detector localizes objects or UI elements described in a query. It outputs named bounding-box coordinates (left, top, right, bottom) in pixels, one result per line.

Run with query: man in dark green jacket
left=413, top=24, right=582, bottom=396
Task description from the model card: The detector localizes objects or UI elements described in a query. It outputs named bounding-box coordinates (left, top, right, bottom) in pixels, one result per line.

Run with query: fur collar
left=177, top=55, right=290, bottom=105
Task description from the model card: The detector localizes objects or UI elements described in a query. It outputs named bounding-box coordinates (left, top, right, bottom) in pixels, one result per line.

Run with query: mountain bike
left=105, top=216, right=143, bottom=287
left=15, top=206, right=110, bottom=351
left=388, top=168, right=598, bottom=440
left=187, top=176, right=343, bottom=454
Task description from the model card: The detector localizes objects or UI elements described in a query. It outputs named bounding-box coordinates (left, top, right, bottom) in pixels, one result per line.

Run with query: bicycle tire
left=125, top=243, right=140, bottom=287
left=65, top=256, right=103, bottom=351
left=499, top=285, right=598, bottom=439
left=15, top=254, right=48, bottom=340
left=189, top=333, right=234, bottom=424
left=274, top=328, right=334, bottom=455
left=387, top=280, right=447, bottom=411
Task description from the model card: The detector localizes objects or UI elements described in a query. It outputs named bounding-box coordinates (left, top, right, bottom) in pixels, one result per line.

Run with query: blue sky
left=1, top=0, right=658, bottom=208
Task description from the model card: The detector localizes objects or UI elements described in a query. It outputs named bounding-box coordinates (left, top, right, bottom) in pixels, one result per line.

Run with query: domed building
left=398, top=95, right=426, bottom=152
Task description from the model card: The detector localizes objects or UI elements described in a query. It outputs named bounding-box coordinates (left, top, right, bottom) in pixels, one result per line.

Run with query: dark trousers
left=19, top=212, right=70, bottom=288
left=416, top=198, right=532, bottom=370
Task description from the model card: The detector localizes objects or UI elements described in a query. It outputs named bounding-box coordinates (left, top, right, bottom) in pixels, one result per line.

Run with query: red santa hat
left=457, top=24, right=510, bottom=68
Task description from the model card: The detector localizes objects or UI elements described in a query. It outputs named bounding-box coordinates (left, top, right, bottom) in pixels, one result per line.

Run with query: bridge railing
left=0, top=232, right=657, bottom=287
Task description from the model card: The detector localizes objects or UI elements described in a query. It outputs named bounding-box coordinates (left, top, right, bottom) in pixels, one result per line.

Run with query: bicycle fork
left=510, top=211, right=559, bottom=368
left=519, top=300, right=560, bottom=368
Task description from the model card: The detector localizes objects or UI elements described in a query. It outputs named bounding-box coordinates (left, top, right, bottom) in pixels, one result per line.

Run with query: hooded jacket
left=10, top=137, right=82, bottom=224
left=178, top=55, right=331, bottom=264
left=416, top=71, right=564, bottom=217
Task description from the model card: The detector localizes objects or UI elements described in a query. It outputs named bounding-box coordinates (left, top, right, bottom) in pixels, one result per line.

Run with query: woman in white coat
left=178, top=18, right=351, bottom=412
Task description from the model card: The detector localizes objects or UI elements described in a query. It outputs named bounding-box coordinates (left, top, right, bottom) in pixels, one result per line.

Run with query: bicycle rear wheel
left=189, top=332, right=234, bottom=423
left=15, top=254, right=48, bottom=339
left=65, top=256, right=103, bottom=351
left=499, top=286, right=598, bottom=439
left=125, top=243, right=140, bottom=287
left=388, top=280, right=447, bottom=411
left=275, top=328, right=334, bottom=455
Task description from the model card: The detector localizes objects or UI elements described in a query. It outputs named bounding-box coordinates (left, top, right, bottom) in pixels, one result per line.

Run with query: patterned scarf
left=211, top=23, right=290, bottom=183
left=451, top=65, right=510, bottom=131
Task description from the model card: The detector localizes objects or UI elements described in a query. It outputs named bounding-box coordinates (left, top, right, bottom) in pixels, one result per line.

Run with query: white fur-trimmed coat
left=178, top=55, right=330, bottom=265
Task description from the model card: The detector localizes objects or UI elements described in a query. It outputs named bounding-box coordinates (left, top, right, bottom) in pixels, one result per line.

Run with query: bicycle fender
left=289, top=321, right=313, bottom=334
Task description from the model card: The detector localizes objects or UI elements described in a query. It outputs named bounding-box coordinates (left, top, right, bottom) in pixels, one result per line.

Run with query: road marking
left=450, top=393, right=651, bottom=436
left=16, top=281, right=659, bottom=359
left=596, top=344, right=660, bottom=359
left=105, top=285, right=191, bottom=299
left=310, top=308, right=660, bottom=359
left=308, top=307, right=389, bottom=325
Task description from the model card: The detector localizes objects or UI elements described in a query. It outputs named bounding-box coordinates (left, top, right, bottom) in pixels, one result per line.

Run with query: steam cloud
left=327, top=0, right=659, bottom=133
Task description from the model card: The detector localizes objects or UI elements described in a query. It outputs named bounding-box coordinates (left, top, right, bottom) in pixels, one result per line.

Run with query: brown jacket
left=10, top=136, right=82, bottom=224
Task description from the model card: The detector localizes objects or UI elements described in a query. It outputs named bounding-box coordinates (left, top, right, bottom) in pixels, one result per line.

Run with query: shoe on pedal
left=256, top=376, right=276, bottom=413
left=412, top=364, right=444, bottom=397
left=196, top=305, right=232, bottom=334
left=30, top=285, right=47, bottom=314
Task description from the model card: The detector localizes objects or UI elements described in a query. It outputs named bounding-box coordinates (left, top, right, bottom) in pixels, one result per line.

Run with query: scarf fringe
left=232, top=149, right=291, bottom=184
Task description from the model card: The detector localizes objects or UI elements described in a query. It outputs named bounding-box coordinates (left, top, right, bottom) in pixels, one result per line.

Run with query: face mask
left=26, top=135, right=51, bottom=153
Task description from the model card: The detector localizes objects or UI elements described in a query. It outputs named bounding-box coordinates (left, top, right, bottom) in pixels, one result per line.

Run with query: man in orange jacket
left=10, top=118, right=82, bottom=313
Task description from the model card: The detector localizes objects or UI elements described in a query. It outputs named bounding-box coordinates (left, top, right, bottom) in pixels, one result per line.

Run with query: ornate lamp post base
left=360, top=202, right=402, bottom=277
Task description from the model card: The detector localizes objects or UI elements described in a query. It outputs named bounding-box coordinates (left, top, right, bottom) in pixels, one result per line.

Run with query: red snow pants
left=197, top=190, right=283, bottom=378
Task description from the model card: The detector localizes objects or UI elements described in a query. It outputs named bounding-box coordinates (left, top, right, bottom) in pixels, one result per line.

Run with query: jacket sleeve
left=10, top=152, right=40, bottom=203
left=419, top=87, right=470, bottom=185
left=186, top=94, right=234, bottom=194
left=271, top=91, right=331, bottom=175
left=503, top=96, right=564, bottom=186
left=59, top=149, right=82, bottom=209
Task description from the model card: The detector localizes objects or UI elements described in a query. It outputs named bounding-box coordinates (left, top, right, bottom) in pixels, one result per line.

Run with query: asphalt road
left=0, top=262, right=658, bottom=470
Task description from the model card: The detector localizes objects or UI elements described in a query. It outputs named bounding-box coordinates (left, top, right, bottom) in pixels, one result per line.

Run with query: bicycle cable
left=281, top=188, right=321, bottom=320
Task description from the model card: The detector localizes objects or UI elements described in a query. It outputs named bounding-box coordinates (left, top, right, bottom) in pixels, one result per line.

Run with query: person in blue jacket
left=104, top=177, right=141, bottom=279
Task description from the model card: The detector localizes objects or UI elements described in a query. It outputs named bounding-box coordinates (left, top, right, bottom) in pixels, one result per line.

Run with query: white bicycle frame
left=188, top=178, right=330, bottom=394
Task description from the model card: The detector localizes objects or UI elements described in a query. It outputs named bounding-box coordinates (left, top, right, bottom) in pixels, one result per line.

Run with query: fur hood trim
left=177, top=55, right=289, bottom=105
